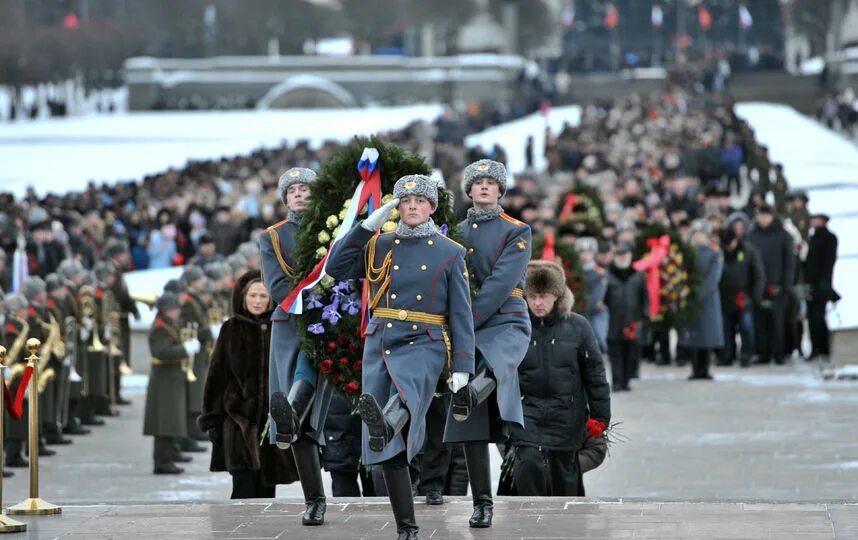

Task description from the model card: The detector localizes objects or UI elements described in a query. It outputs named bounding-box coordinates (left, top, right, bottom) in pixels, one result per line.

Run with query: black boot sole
left=358, top=394, right=389, bottom=453
left=269, top=392, right=298, bottom=445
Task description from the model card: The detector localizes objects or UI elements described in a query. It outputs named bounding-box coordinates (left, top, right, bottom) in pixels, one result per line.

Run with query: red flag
left=604, top=4, right=619, bottom=30
left=698, top=6, right=712, bottom=31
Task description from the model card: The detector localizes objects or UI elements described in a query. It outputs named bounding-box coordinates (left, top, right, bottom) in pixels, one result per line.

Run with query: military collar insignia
left=467, top=205, right=504, bottom=223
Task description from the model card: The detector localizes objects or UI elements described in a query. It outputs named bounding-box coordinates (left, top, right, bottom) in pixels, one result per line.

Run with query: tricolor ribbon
left=633, top=234, right=671, bottom=319
left=280, top=148, right=383, bottom=319
left=3, top=364, right=34, bottom=420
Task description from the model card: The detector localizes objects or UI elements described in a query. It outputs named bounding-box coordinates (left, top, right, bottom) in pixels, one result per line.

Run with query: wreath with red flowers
left=290, top=137, right=463, bottom=395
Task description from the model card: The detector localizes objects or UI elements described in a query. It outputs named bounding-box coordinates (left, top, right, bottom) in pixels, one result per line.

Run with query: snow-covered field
left=735, top=103, right=858, bottom=330
left=0, top=105, right=443, bottom=198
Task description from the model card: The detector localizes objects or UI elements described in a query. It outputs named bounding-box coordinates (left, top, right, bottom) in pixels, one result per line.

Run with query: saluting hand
left=361, top=199, right=400, bottom=231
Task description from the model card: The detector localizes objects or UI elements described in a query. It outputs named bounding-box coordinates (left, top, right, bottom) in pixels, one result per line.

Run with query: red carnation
left=339, top=357, right=350, bottom=366
left=345, top=381, right=359, bottom=394
left=586, top=418, right=606, bottom=438
left=95, top=288, right=103, bottom=299
left=337, top=335, right=349, bottom=347
left=327, top=341, right=337, bottom=352
left=353, top=360, right=362, bottom=372
left=348, top=343, right=360, bottom=353
left=27, top=306, right=36, bottom=318
left=5, top=322, right=15, bottom=334
left=155, top=318, right=165, bottom=327
left=47, top=299, right=56, bottom=309
left=320, top=359, right=333, bottom=373
left=331, top=374, right=341, bottom=386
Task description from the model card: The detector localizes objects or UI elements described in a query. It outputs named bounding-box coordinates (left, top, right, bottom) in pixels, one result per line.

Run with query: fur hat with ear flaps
left=525, top=260, right=575, bottom=318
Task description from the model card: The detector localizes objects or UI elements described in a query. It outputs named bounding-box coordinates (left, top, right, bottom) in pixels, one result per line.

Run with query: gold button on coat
left=428, top=240, right=433, bottom=245
left=395, top=239, right=401, bottom=244
left=393, top=265, right=399, bottom=270
left=386, top=323, right=393, bottom=328
left=385, top=350, right=391, bottom=355
left=412, top=324, right=418, bottom=331
left=416, top=295, right=422, bottom=301
left=391, top=293, right=397, bottom=299
left=472, top=223, right=478, bottom=229
left=421, top=265, right=427, bottom=270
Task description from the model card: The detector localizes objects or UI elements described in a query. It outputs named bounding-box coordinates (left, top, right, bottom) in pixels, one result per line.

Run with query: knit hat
left=277, top=167, right=316, bottom=204
left=524, top=260, right=575, bottom=316
left=462, top=159, right=508, bottom=197
left=393, top=175, right=438, bottom=210
left=156, top=292, right=181, bottom=312
left=21, top=277, right=46, bottom=301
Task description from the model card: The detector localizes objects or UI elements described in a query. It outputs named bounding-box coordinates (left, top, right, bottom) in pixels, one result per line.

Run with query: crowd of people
left=818, top=87, right=858, bottom=140
left=0, top=84, right=841, bottom=539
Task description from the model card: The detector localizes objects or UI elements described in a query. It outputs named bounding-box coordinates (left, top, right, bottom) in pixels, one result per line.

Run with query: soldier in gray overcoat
left=143, top=292, right=199, bottom=474
left=260, top=167, right=332, bottom=526
left=327, top=175, right=475, bottom=540
left=445, top=159, right=531, bottom=529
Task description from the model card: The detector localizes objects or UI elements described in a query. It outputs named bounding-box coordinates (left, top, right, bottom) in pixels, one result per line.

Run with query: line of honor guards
left=0, top=240, right=141, bottom=471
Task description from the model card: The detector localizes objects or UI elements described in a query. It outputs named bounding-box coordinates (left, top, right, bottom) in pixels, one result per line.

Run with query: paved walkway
left=4, top=499, right=857, bottom=539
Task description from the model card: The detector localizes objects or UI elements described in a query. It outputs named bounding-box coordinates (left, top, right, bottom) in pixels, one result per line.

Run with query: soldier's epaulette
left=500, top=213, right=526, bottom=227
left=437, top=234, right=465, bottom=250
left=265, top=218, right=289, bottom=232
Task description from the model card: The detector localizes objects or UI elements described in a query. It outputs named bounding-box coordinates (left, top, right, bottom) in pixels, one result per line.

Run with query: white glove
left=183, top=339, right=201, bottom=357
left=361, top=198, right=399, bottom=231
left=448, top=372, right=470, bottom=394
left=82, top=317, right=93, bottom=331
left=211, top=323, right=222, bottom=340
left=79, top=327, right=91, bottom=341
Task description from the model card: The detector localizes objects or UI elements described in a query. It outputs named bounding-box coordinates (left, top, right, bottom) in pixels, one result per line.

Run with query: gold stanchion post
left=8, top=339, right=61, bottom=516
left=0, top=347, right=27, bottom=532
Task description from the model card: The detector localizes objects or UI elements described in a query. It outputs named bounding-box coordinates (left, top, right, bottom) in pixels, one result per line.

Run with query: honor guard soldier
left=75, top=272, right=106, bottom=427
left=143, top=292, right=200, bottom=474
left=178, top=266, right=213, bottom=450
left=92, top=261, right=120, bottom=417
left=327, top=175, right=476, bottom=540
left=261, top=167, right=332, bottom=526
left=57, top=259, right=91, bottom=436
left=2, top=293, right=31, bottom=469
left=102, top=238, right=139, bottom=402
left=446, top=159, right=531, bottom=529
left=43, top=274, right=73, bottom=445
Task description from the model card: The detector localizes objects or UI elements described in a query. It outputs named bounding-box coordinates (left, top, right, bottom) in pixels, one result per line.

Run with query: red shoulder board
left=47, top=299, right=56, bottom=309
left=5, top=322, right=15, bottom=334
left=266, top=218, right=288, bottom=232
left=500, top=213, right=526, bottom=227
left=27, top=306, right=37, bottom=318
left=155, top=318, right=165, bottom=328
left=95, top=288, right=104, bottom=299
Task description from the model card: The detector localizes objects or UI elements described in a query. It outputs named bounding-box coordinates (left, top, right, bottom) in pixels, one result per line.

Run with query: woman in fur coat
left=198, top=269, right=299, bottom=498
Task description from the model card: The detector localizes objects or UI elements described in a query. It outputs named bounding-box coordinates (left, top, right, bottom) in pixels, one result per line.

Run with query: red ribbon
left=633, top=234, right=670, bottom=319
left=559, top=193, right=579, bottom=222
left=3, top=364, right=34, bottom=420
left=541, top=232, right=556, bottom=261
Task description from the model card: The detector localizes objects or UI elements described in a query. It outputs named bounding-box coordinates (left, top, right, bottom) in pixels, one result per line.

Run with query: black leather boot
left=292, top=438, right=326, bottom=526
left=465, top=444, right=493, bottom=528
left=270, top=380, right=315, bottom=448
left=451, top=369, right=496, bottom=422
left=5, top=440, right=28, bottom=468
left=358, top=393, right=409, bottom=453
left=382, top=456, right=418, bottom=540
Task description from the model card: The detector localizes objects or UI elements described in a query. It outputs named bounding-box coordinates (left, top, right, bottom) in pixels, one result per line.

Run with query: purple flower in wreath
left=342, top=296, right=361, bottom=316
left=322, top=303, right=342, bottom=325
left=439, top=224, right=448, bottom=236
left=333, top=281, right=353, bottom=294
left=306, top=292, right=324, bottom=310
left=307, top=322, right=325, bottom=335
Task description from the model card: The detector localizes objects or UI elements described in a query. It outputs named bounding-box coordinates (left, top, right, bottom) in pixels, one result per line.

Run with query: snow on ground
left=0, top=105, right=443, bottom=198
left=736, top=102, right=858, bottom=330
left=464, top=105, right=581, bottom=174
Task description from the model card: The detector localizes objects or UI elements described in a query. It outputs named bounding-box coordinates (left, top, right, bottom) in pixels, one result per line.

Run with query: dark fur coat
left=198, top=270, right=299, bottom=486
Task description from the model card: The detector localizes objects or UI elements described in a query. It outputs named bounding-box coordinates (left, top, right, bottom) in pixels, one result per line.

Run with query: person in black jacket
left=747, top=205, right=796, bottom=364
left=718, top=228, right=765, bottom=367
left=508, top=259, right=610, bottom=497
left=804, top=214, right=839, bottom=360
left=604, top=243, right=649, bottom=391
left=320, top=390, right=374, bottom=497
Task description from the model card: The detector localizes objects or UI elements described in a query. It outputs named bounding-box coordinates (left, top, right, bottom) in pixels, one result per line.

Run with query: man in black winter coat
left=747, top=205, right=796, bottom=364
left=320, top=391, right=374, bottom=497
left=604, top=243, right=649, bottom=391
left=718, top=228, right=765, bottom=367
left=508, top=260, right=610, bottom=497
left=804, top=214, right=839, bottom=360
